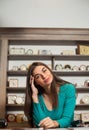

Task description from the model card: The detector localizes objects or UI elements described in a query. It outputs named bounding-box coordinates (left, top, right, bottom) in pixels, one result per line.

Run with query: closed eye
left=34, top=74, right=41, bottom=79
left=34, top=67, right=48, bottom=79
left=43, top=68, right=47, bottom=73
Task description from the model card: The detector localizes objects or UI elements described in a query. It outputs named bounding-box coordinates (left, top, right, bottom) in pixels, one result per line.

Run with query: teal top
left=33, top=83, right=76, bottom=128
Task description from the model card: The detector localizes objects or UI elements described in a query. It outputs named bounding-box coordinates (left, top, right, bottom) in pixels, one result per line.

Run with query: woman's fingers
left=30, top=75, right=38, bottom=95
left=30, top=75, right=34, bottom=85
left=39, top=117, right=55, bottom=128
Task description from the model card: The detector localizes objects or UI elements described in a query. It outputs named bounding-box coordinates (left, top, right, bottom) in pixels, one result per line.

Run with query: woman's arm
left=30, top=76, right=47, bottom=126
left=33, top=102, right=60, bottom=128
left=56, top=84, right=76, bottom=128
left=33, top=102, right=47, bottom=126
left=33, top=83, right=76, bottom=128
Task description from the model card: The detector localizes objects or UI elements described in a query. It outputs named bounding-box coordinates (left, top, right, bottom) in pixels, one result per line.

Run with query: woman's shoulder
left=60, top=83, right=76, bottom=94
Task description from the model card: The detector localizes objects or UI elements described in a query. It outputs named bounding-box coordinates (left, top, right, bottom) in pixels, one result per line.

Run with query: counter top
left=0, top=127, right=89, bottom=130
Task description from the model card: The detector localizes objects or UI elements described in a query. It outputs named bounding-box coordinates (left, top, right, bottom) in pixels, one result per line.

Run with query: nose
left=41, top=74, right=46, bottom=79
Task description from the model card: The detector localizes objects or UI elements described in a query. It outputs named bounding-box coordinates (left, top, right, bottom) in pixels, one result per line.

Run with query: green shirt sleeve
left=56, top=84, right=76, bottom=128
left=33, top=102, right=47, bottom=126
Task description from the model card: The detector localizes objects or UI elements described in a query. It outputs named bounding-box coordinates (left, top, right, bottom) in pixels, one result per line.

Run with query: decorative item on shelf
left=61, top=50, right=75, bottom=55
left=9, top=48, right=15, bottom=55
left=55, top=64, right=63, bottom=70
left=8, top=95, right=25, bottom=104
left=27, top=64, right=31, bottom=70
left=63, top=64, right=71, bottom=71
left=26, top=49, right=38, bottom=55
left=0, top=119, right=8, bottom=128
left=74, top=113, right=81, bottom=121
left=15, top=96, right=24, bottom=105
left=71, top=120, right=83, bottom=127
left=84, top=80, right=89, bottom=87
left=8, top=95, right=17, bottom=104
left=77, top=44, right=89, bottom=55
left=80, top=95, right=89, bottom=104
left=7, top=114, right=16, bottom=122
left=25, top=49, right=33, bottom=55
left=9, top=79, right=18, bottom=87
left=75, top=83, right=83, bottom=88
left=79, top=65, right=86, bottom=71
left=9, top=48, right=25, bottom=55
left=33, top=49, right=39, bottom=55
left=22, top=115, right=28, bottom=122
left=38, top=50, right=51, bottom=55
left=86, top=65, right=89, bottom=71
left=12, top=66, right=18, bottom=71
left=81, top=113, right=89, bottom=123
left=19, top=64, right=27, bottom=71
left=72, top=66, right=79, bottom=71
left=16, top=114, right=24, bottom=123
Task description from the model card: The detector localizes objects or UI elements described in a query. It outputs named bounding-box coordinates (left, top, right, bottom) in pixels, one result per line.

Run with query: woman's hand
left=30, top=75, right=38, bottom=102
left=39, top=117, right=59, bottom=128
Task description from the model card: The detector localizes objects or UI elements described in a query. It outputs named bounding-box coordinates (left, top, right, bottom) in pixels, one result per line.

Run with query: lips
left=44, top=77, right=50, bottom=83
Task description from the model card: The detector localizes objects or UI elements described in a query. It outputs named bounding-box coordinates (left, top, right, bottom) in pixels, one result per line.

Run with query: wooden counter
left=0, top=127, right=89, bottom=130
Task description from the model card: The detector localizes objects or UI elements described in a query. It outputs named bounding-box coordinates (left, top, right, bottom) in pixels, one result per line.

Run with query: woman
left=24, top=62, right=76, bottom=128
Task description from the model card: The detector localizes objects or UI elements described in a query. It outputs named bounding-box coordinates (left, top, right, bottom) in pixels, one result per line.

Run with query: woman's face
left=33, top=65, right=53, bottom=89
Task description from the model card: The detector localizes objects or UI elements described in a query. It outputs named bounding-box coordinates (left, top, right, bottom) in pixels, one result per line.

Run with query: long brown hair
left=24, top=62, right=69, bottom=126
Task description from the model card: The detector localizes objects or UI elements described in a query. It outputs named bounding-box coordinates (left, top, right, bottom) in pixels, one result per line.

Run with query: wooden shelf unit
left=0, top=28, right=89, bottom=127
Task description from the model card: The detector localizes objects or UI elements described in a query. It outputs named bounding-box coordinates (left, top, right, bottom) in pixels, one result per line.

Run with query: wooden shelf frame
left=0, top=28, right=89, bottom=126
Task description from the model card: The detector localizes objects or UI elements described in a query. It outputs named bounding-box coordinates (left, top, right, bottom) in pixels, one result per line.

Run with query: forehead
left=33, top=65, right=45, bottom=74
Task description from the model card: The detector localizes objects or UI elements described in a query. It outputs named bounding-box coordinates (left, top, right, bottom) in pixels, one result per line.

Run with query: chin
left=46, top=80, right=52, bottom=85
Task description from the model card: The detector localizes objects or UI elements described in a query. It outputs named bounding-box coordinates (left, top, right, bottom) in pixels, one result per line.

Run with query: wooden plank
left=0, top=28, right=89, bottom=41
left=0, top=39, right=8, bottom=118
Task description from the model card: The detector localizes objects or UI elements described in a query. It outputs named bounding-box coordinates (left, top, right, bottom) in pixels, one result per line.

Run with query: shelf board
left=8, top=55, right=52, bottom=60
left=7, top=70, right=89, bottom=76
left=6, top=104, right=24, bottom=107
left=6, top=86, right=89, bottom=93
left=6, top=87, right=26, bottom=93
left=53, top=70, right=89, bottom=76
left=76, top=87, right=89, bottom=93
left=54, top=55, right=89, bottom=60
left=7, top=71, right=27, bottom=76
left=6, top=104, right=24, bottom=111
left=8, top=54, right=89, bottom=60
left=6, top=104, right=89, bottom=110
left=76, top=104, right=89, bottom=110
left=8, top=40, right=76, bottom=45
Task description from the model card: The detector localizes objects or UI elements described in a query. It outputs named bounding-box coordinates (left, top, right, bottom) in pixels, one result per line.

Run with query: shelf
left=53, top=70, right=89, bottom=76
left=6, top=104, right=24, bottom=111
left=6, top=103, right=89, bottom=111
left=76, top=87, right=89, bottom=93
left=1, top=28, right=89, bottom=127
left=8, top=55, right=52, bottom=60
left=6, top=87, right=89, bottom=94
left=8, top=54, right=89, bottom=61
left=8, top=40, right=77, bottom=45
left=76, top=104, right=89, bottom=110
left=6, top=104, right=24, bottom=107
left=7, top=71, right=27, bottom=76
left=6, top=87, right=26, bottom=93
left=7, top=70, right=89, bottom=76
left=54, top=55, right=89, bottom=61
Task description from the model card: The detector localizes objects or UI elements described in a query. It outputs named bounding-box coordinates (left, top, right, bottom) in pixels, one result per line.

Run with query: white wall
left=0, top=0, right=89, bottom=28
